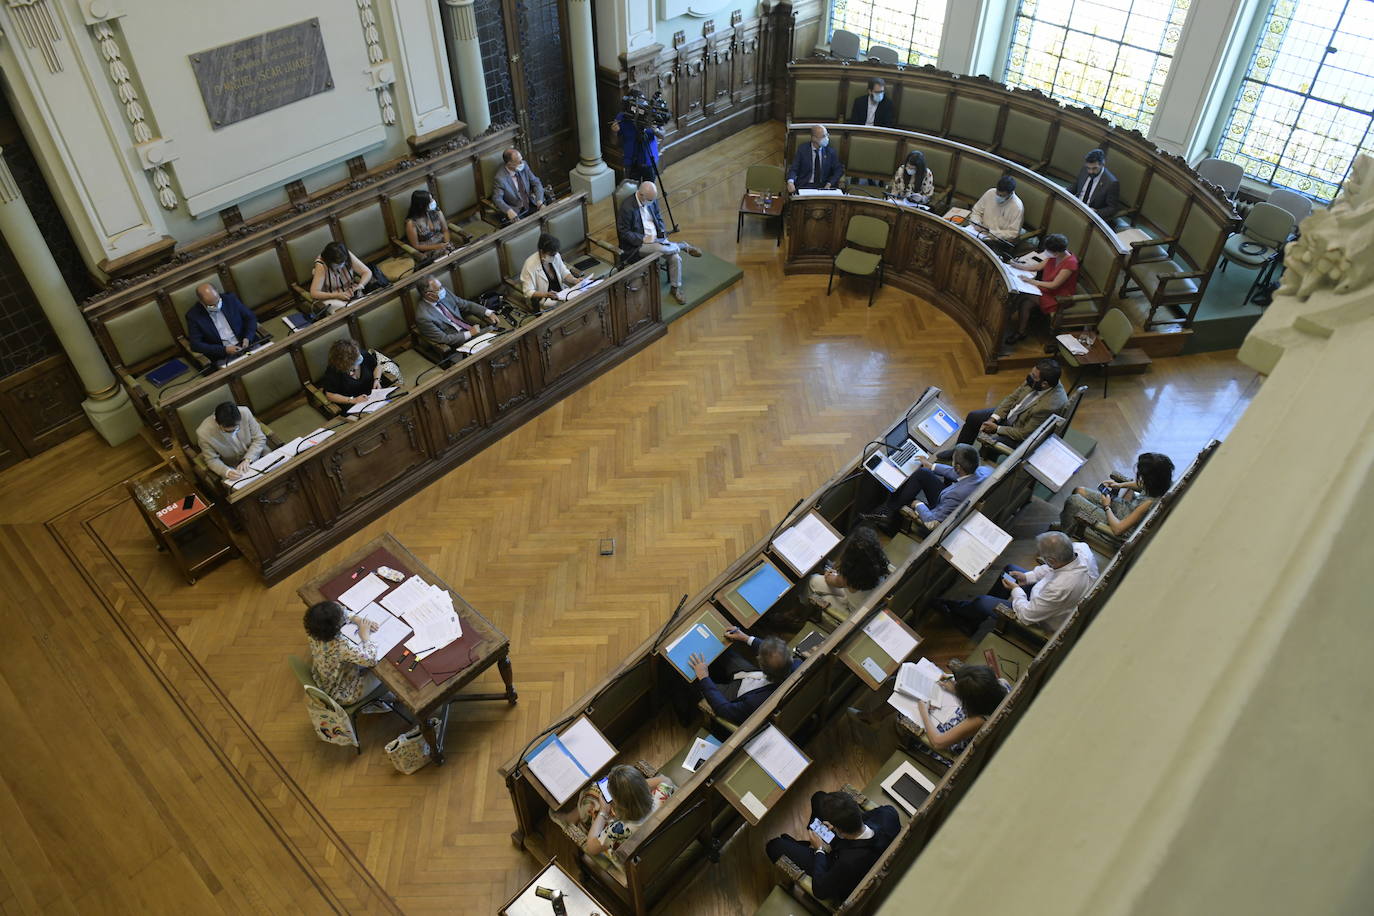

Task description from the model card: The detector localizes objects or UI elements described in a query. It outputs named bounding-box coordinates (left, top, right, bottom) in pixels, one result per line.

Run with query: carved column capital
left=0, top=147, right=21, bottom=205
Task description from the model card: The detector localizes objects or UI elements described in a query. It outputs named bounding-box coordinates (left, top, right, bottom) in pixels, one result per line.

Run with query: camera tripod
left=631, top=122, right=679, bottom=235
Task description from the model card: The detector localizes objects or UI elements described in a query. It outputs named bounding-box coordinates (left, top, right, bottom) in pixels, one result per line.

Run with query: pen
left=349, top=564, right=367, bottom=580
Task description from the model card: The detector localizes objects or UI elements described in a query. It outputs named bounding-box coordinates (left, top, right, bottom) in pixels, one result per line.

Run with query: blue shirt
left=916, top=465, right=993, bottom=525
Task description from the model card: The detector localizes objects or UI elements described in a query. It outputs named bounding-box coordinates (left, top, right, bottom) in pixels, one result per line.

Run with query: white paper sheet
left=683, top=736, right=721, bottom=773
left=942, top=510, right=1013, bottom=581
left=863, top=611, right=918, bottom=664
left=401, top=593, right=462, bottom=659
left=554, top=277, right=600, bottom=301
left=379, top=575, right=428, bottom=616
left=227, top=440, right=297, bottom=490
left=295, top=426, right=337, bottom=453
left=340, top=601, right=413, bottom=657
left=740, top=790, right=768, bottom=820
left=1055, top=332, right=1091, bottom=356
left=527, top=740, right=586, bottom=805
left=794, top=188, right=843, bottom=197
left=337, top=573, right=388, bottom=612
left=1026, top=435, right=1087, bottom=492
left=1011, top=271, right=1042, bottom=295
left=886, top=688, right=923, bottom=722
left=345, top=386, right=397, bottom=415
left=772, top=511, right=841, bottom=575
left=894, top=659, right=944, bottom=702
left=745, top=724, right=809, bottom=789
left=560, top=717, right=616, bottom=776
left=456, top=333, right=498, bottom=355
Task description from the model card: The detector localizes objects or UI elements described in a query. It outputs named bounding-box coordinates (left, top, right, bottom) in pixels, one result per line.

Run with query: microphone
left=533, top=886, right=567, bottom=915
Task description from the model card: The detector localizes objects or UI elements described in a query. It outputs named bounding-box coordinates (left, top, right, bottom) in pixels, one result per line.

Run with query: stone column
left=442, top=0, right=492, bottom=136
left=0, top=150, right=140, bottom=446
left=567, top=0, right=615, bottom=201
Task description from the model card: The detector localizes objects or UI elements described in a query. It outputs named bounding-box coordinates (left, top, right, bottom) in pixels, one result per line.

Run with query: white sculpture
left=1281, top=154, right=1374, bottom=300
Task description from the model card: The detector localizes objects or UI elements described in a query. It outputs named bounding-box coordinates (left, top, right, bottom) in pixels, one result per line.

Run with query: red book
left=155, top=494, right=207, bottom=527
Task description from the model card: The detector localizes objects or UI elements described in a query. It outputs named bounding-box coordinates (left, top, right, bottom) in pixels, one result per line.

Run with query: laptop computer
left=862, top=440, right=927, bottom=492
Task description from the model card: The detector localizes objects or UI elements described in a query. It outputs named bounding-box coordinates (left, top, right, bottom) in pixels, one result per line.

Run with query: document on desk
left=794, top=188, right=843, bottom=197
left=346, top=387, right=397, bottom=415
left=771, top=511, right=841, bottom=576
left=338, top=573, right=388, bottom=612
left=228, top=441, right=297, bottom=490
left=456, top=333, right=498, bottom=355
left=340, top=602, right=413, bottom=657
left=401, top=592, right=462, bottom=659
left=379, top=575, right=429, bottom=616
left=683, top=733, right=723, bottom=772
left=526, top=736, right=589, bottom=805
left=894, top=659, right=945, bottom=703
left=1026, top=434, right=1087, bottom=492
left=1010, top=270, right=1041, bottom=295
left=663, top=622, right=725, bottom=680
left=863, top=611, right=919, bottom=664
left=554, top=277, right=600, bottom=301
left=1055, top=332, right=1091, bottom=356
left=745, top=724, right=809, bottom=789
left=941, top=510, right=1012, bottom=581
left=296, top=426, right=337, bottom=453
left=559, top=717, right=616, bottom=777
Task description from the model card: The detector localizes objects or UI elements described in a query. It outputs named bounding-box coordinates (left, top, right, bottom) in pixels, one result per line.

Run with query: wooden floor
left=0, top=121, right=1261, bottom=915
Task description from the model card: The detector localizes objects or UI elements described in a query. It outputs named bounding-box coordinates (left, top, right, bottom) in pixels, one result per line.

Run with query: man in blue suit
left=617, top=180, right=701, bottom=305
left=787, top=125, right=844, bottom=192
left=186, top=284, right=259, bottom=365
left=862, top=443, right=990, bottom=535
left=689, top=629, right=799, bottom=725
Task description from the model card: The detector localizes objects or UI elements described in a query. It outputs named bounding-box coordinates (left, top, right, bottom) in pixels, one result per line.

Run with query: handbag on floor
left=385, top=718, right=440, bottom=774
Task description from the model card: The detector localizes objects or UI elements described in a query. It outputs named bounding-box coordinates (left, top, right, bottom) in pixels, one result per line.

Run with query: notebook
left=146, top=359, right=189, bottom=387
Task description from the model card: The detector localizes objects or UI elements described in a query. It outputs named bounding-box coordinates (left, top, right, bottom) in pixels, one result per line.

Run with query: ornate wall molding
left=7, top=0, right=63, bottom=73
left=357, top=0, right=397, bottom=125
left=90, top=19, right=178, bottom=209
left=0, top=148, right=21, bottom=204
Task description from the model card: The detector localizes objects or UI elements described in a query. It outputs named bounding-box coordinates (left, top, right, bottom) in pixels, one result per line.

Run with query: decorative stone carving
left=356, top=0, right=396, bottom=125
left=91, top=21, right=179, bottom=209
left=1281, top=154, right=1374, bottom=301
left=0, top=150, right=20, bottom=205
left=7, top=0, right=62, bottom=73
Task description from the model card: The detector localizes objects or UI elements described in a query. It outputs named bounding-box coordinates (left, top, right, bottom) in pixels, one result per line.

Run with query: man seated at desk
left=688, top=629, right=798, bottom=725
left=492, top=147, right=546, bottom=223
left=196, top=401, right=267, bottom=482
left=936, top=531, right=1098, bottom=636
left=765, top=789, right=899, bottom=903
left=861, top=444, right=990, bottom=535
left=787, top=126, right=844, bottom=193
left=946, top=359, right=1067, bottom=453
left=414, top=276, right=498, bottom=353
left=187, top=283, right=259, bottom=366
left=968, top=175, right=1024, bottom=244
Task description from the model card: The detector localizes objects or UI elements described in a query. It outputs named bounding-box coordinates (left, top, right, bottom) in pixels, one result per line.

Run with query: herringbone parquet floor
left=0, top=121, right=1261, bottom=914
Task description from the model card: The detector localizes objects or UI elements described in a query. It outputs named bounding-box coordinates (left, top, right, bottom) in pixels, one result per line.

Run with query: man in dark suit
left=947, top=358, right=1068, bottom=453
left=186, top=284, right=259, bottom=365
left=1068, top=148, right=1121, bottom=221
left=617, top=180, right=701, bottom=305
left=787, top=125, right=844, bottom=192
left=491, top=147, right=546, bottom=223
left=847, top=77, right=894, bottom=128
left=688, top=629, right=798, bottom=725
left=766, top=790, right=900, bottom=903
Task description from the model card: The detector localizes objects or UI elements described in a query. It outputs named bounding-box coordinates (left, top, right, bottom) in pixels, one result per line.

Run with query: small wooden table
left=127, top=462, right=238, bottom=585
left=298, top=533, right=516, bottom=765
left=501, top=858, right=613, bottom=916
left=737, top=191, right=785, bottom=245
left=1061, top=332, right=1116, bottom=397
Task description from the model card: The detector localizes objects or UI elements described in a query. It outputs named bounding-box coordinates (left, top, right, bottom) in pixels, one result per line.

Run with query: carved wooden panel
left=483, top=342, right=531, bottom=415
left=708, top=35, right=734, bottom=114
left=734, top=28, right=761, bottom=105
left=0, top=354, right=88, bottom=458
left=430, top=369, right=483, bottom=452
left=321, top=409, right=428, bottom=512
left=0, top=414, right=22, bottom=472
left=537, top=294, right=614, bottom=384
left=619, top=264, right=656, bottom=339
left=795, top=202, right=839, bottom=256
left=905, top=220, right=943, bottom=281
left=243, top=473, right=320, bottom=558
left=676, top=51, right=708, bottom=129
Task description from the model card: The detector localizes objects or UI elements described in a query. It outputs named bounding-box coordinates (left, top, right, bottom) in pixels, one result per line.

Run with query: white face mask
left=905, top=166, right=916, bottom=175
left=518, top=162, right=527, bottom=172
left=997, top=193, right=1011, bottom=202
left=816, top=136, right=829, bottom=148
left=353, top=356, right=363, bottom=370
left=872, top=92, right=884, bottom=102
left=428, top=199, right=437, bottom=211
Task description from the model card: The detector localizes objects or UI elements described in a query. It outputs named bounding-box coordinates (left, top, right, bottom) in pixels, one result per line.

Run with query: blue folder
left=736, top=563, right=791, bottom=614
left=524, top=733, right=590, bottom=777
left=664, top=622, right=725, bottom=680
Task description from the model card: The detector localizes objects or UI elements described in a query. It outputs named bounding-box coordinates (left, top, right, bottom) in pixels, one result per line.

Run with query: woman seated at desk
left=321, top=338, right=381, bottom=410
left=521, top=233, right=582, bottom=307
left=889, top=150, right=934, bottom=206
left=303, top=600, right=382, bottom=706
left=1005, top=232, right=1078, bottom=347
left=404, top=189, right=455, bottom=262
left=910, top=663, right=1007, bottom=756
left=309, top=242, right=379, bottom=314
left=806, top=526, right=893, bottom=624
left=1061, top=451, right=1174, bottom=540
left=581, top=765, right=677, bottom=860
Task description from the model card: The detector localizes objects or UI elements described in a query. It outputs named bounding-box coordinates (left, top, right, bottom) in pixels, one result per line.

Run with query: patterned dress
left=407, top=210, right=447, bottom=248
left=596, top=779, right=677, bottom=859
left=308, top=634, right=378, bottom=705
left=1060, top=490, right=1152, bottom=537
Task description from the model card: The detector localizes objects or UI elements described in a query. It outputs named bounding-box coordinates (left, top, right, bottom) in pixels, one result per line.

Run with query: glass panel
left=1002, top=0, right=1193, bottom=134
left=1215, top=0, right=1374, bottom=203
left=829, top=0, right=949, bottom=67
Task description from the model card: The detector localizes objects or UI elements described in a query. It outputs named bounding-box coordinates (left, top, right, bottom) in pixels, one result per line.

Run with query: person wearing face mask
left=186, top=283, right=260, bottom=366
left=309, top=242, right=376, bottom=311
left=414, top=276, right=498, bottom=353
left=195, top=401, right=267, bottom=482
left=1005, top=232, right=1079, bottom=346
left=969, top=174, right=1024, bottom=242
left=404, top=190, right=454, bottom=261
left=935, top=531, right=1098, bottom=636
left=320, top=338, right=381, bottom=409
left=942, top=359, right=1067, bottom=456
left=847, top=77, right=894, bottom=128
left=617, top=180, right=702, bottom=306
left=890, top=150, right=934, bottom=205
left=1068, top=148, right=1121, bottom=222
left=492, top=148, right=546, bottom=223
left=787, top=125, right=844, bottom=193
left=520, top=233, right=583, bottom=307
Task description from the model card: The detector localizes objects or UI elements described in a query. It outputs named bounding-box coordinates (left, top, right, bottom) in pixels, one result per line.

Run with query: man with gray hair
left=938, top=530, right=1098, bottom=635
left=616, top=180, right=702, bottom=305
left=688, top=626, right=799, bottom=725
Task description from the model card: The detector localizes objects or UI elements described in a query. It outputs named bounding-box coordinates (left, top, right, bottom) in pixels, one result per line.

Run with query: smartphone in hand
left=809, top=818, right=835, bottom=844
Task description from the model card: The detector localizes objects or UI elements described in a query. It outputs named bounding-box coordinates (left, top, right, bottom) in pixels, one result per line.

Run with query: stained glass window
left=828, top=0, right=949, bottom=68
left=1216, top=0, right=1374, bottom=203
left=1002, top=0, right=1192, bottom=134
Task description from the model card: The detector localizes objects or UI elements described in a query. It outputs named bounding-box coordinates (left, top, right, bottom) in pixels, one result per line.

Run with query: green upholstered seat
left=1222, top=202, right=1292, bottom=268
left=266, top=403, right=329, bottom=442
left=1138, top=178, right=1188, bottom=237
left=745, top=164, right=787, bottom=194
left=660, top=727, right=715, bottom=787
left=479, top=149, right=505, bottom=200
left=999, top=108, right=1051, bottom=166
left=922, top=147, right=951, bottom=193
left=167, top=272, right=221, bottom=334
left=389, top=183, right=431, bottom=237
left=242, top=351, right=304, bottom=415
left=456, top=246, right=503, bottom=298
left=753, top=885, right=808, bottom=916
left=339, top=203, right=392, bottom=261
left=1130, top=259, right=1197, bottom=298
left=966, top=630, right=1034, bottom=685
left=1048, top=125, right=1099, bottom=180
left=500, top=223, right=542, bottom=278
left=1180, top=206, right=1229, bottom=272
left=793, top=79, right=842, bottom=122
left=834, top=247, right=881, bottom=274
left=107, top=299, right=177, bottom=368
left=302, top=324, right=355, bottom=382
left=847, top=136, right=900, bottom=178
left=896, top=88, right=945, bottom=133
left=284, top=224, right=337, bottom=286
left=358, top=299, right=409, bottom=351
left=548, top=206, right=587, bottom=255
left=857, top=749, right=940, bottom=827
left=392, top=348, right=435, bottom=384
left=1016, top=181, right=1051, bottom=233
left=948, top=96, right=999, bottom=147
left=437, top=162, right=479, bottom=215
left=1047, top=206, right=1090, bottom=252
left=1112, top=154, right=1147, bottom=215
left=953, top=157, right=1004, bottom=205
left=828, top=214, right=889, bottom=307
left=173, top=383, right=234, bottom=445
left=229, top=247, right=290, bottom=309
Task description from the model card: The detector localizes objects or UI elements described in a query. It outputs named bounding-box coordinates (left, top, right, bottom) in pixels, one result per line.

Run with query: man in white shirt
left=938, top=531, right=1098, bottom=635
left=616, top=180, right=702, bottom=305
left=969, top=175, right=1024, bottom=243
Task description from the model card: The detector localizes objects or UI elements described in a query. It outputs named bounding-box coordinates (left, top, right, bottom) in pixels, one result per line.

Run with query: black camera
left=621, top=88, right=671, bottom=129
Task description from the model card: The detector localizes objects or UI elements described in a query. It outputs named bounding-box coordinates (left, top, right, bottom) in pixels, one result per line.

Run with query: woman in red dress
left=1005, top=233, right=1078, bottom=346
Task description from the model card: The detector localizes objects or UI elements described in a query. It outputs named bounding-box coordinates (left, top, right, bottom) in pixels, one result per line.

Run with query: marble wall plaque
left=190, top=19, right=334, bottom=129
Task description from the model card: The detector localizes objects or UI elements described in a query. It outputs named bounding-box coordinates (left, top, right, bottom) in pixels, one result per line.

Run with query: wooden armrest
left=696, top=698, right=740, bottom=734
left=392, top=237, right=423, bottom=259
left=1127, top=236, right=1176, bottom=263
left=175, top=336, right=212, bottom=369
left=840, top=783, right=872, bottom=810
left=304, top=382, right=341, bottom=418
left=444, top=221, right=475, bottom=245
left=587, top=236, right=618, bottom=259
left=553, top=816, right=588, bottom=847
left=977, top=432, right=1015, bottom=456
left=635, top=759, right=659, bottom=778
left=1013, top=226, right=1040, bottom=243
left=775, top=855, right=806, bottom=885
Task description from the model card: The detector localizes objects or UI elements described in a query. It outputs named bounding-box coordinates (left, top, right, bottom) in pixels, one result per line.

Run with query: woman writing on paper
left=581, top=765, right=677, bottom=858
left=911, top=664, right=1007, bottom=755
left=806, top=526, right=893, bottom=624
left=303, top=600, right=383, bottom=706
left=321, top=338, right=382, bottom=409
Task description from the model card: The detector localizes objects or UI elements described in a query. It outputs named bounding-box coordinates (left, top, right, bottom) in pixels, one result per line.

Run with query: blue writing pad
left=736, top=563, right=791, bottom=614
left=664, top=622, right=726, bottom=680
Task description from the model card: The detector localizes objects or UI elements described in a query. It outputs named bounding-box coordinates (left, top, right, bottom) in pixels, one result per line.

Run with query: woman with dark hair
left=404, top=189, right=453, bottom=259
left=581, top=764, right=676, bottom=858
left=807, top=526, right=893, bottom=621
left=912, top=663, right=1007, bottom=754
left=320, top=337, right=379, bottom=408
left=519, top=232, right=582, bottom=306
left=309, top=241, right=375, bottom=306
left=1061, top=451, right=1175, bottom=537
left=890, top=150, right=934, bottom=205
left=303, top=600, right=381, bottom=705
left=1006, top=232, right=1079, bottom=345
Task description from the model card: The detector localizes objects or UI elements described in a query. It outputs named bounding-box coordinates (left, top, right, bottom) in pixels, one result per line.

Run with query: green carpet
left=1181, top=258, right=1267, bottom=354
left=657, top=251, right=743, bottom=323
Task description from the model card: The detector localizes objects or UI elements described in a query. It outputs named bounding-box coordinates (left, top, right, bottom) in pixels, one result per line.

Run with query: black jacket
left=1068, top=165, right=1121, bottom=220
left=811, top=805, right=901, bottom=901
left=848, top=94, right=895, bottom=129
left=617, top=191, right=669, bottom=262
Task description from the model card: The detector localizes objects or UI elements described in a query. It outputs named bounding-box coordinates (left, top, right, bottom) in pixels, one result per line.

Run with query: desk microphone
left=533, top=886, right=567, bottom=915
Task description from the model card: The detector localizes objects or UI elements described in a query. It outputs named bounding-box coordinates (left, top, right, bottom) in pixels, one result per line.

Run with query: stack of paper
left=295, top=426, right=337, bottom=453
left=772, top=511, right=841, bottom=575
left=794, top=188, right=843, bottom=197
left=526, top=717, right=616, bottom=805
left=864, top=611, right=919, bottom=664
left=554, top=277, right=600, bottom=301
left=456, top=333, right=498, bottom=355
left=745, top=724, right=809, bottom=789
left=340, top=601, right=413, bottom=656
left=941, top=511, right=1013, bottom=581
left=381, top=576, right=462, bottom=659
left=228, top=441, right=297, bottom=490
left=346, top=387, right=397, bottom=415
left=337, top=572, right=388, bottom=612
left=888, top=677, right=960, bottom=726
left=1026, top=435, right=1087, bottom=492
left=895, top=659, right=945, bottom=703
left=1010, top=271, right=1042, bottom=296
left=1055, top=333, right=1091, bottom=356
left=683, top=734, right=723, bottom=773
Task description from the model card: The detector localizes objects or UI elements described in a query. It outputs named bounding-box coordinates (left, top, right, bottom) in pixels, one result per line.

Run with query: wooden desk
left=738, top=191, right=785, bottom=244
left=502, top=859, right=613, bottom=916
left=127, top=462, right=237, bottom=585
left=298, top=533, right=516, bottom=765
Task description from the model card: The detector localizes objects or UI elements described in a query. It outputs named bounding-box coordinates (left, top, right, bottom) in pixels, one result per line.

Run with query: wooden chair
left=827, top=214, right=889, bottom=307
left=287, top=654, right=395, bottom=754
left=1058, top=308, right=1147, bottom=398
